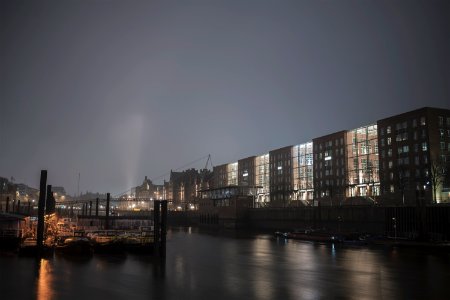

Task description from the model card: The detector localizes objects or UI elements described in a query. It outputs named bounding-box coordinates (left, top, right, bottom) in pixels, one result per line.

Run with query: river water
left=1, top=227, right=449, bottom=300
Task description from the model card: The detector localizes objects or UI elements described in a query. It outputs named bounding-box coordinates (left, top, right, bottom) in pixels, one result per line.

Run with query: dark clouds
left=1, top=0, right=449, bottom=195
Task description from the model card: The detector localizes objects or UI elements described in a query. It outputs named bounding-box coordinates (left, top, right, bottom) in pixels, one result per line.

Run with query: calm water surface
left=1, top=227, right=449, bottom=300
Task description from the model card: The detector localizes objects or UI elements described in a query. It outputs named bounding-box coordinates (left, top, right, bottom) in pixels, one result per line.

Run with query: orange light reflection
left=36, top=259, right=55, bottom=300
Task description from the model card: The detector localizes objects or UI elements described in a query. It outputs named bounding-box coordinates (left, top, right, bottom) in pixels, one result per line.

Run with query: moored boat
left=56, top=230, right=93, bottom=256
left=18, top=237, right=54, bottom=256
left=286, top=229, right=344, bottom=243
left=87, top=230, right=125, bottom=254
left=123, top=226, right=155, bottom=254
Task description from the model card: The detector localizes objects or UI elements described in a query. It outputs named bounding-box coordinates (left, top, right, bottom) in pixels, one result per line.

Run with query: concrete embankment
left=168, top=205, right=450, bottom=241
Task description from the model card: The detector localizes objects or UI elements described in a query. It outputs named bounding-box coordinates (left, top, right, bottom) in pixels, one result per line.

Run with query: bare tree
left=429, top=155, right=446, bottom=204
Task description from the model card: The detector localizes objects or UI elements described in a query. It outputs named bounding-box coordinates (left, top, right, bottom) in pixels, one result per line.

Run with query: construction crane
left=204, top=154, right=213, bottom=171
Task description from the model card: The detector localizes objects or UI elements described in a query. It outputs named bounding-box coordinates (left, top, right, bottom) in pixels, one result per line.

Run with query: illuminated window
left=422, top=142, right=427, bottom=151
left=420, top=117, right=426, bottom=126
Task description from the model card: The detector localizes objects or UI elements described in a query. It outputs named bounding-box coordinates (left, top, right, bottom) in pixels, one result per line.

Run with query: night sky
left=1, top=0, right=449, bottom=196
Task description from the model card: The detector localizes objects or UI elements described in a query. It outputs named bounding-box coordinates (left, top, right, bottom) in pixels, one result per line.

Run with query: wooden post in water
left=28, top=201, right=31, bottom=214
left=6, top=197, right=9, bottom=212
left=17, top=200, right=21, bottom=213
left=95, top=198, right=99, bottom=217
left=89, top=201, right=92, bottom=216
left=160, top=200, right=167, bottom=258
left=105, top=193, right=110, bottom=229
left=46, top=185, right=55, bottom=215
left=36, top=170, right=47, bottom=254
left=154, top=200, right=160, bottom=257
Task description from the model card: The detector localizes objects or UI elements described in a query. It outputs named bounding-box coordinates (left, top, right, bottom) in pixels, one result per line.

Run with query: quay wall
left=168, top=206, right=450, bottom=240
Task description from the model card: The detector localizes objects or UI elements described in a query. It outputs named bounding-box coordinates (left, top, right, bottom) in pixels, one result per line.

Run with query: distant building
left=0, top=177, right=16, bottom=212
left=170, top=169, right=212, bottom=211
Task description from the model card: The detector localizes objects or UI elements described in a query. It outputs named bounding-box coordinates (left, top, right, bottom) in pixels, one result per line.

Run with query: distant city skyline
left=1, top=0, right=449, bottom=195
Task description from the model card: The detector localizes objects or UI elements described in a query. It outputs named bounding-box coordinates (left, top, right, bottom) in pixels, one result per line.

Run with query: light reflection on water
left=36, top=259, right=54, bottom=300
left=1, top=228, right=450, bottom=300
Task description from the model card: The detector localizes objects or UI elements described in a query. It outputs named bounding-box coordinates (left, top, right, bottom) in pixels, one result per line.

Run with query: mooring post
left=160, top=200, right=167, bottom=258
left=105, top=193, right=110, bottom=230
left=17, top=200, right=21, bottom=213
left=36, top=170, right=47, bottom=254
left=46, top=185, right=55, bottom=215
left=6, top=197, right=9, bottom=212
left=95, top=198, right=99, bottom=217
left=28, top=201, right=31, bottom=214
left=89, top=201, right=92, bottom=216
left=154, top=200, right=160, bottom=257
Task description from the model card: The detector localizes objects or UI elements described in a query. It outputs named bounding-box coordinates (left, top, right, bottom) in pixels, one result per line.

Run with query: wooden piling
left=28, top=202, right=31, bottom=214
left=36, top=170, right=47, bottom=253
left=154, top=200, right=160, bottom=257
left=89, top=201, right=92, bottom=216
left=105, top=193, right=110, bottom=229
left=17, top=200, right=21, bottom=213
left=95, top=198, right=99, bottom=217
left=6, top=197, right=9, bottom=212
left=160, top=200, right=167, bottom=258
left=46, top=185, right=55, bottom=215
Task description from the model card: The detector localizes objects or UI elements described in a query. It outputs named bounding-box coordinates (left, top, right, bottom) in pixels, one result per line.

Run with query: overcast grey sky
left=1, top=0, right=449, bottom=196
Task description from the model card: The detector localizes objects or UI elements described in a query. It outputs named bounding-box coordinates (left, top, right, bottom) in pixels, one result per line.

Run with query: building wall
left=238, top=156, right=256, bottom=187
left=377, top=107, right=450, bottom=204
left=346, top=124, right=380, bottom=201
left=213, top=164, right=228, bottom=188
left=255, top=154, right=270, bottom=205
left=313, top=131, right=347, bottom=206
left=292, top=142, right=314, bottom=204
left=269, top=146, right=293, bottom=207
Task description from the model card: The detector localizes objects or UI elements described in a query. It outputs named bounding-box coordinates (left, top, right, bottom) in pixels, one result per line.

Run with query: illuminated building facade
left=255, top=154, right=270, bottom=205
left=346, top=124, right=380, bottom=202
left=204, top=107, right=449, bottom=207
left=292, top=142, right=314, bottom=205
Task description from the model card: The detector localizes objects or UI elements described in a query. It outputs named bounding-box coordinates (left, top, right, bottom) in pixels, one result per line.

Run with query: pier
left=0, top=170, right=168, bottom=258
